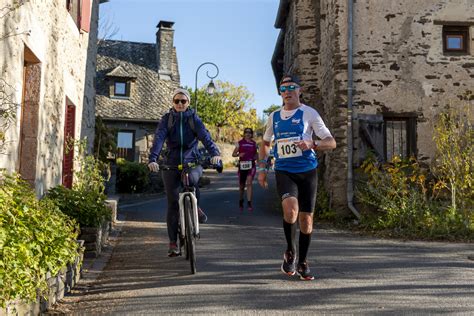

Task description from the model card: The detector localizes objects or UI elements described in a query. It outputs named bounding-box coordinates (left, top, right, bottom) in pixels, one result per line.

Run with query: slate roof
left=105, top=65, right=136, bottom=78
left=96, top=40, right=179, bottom=121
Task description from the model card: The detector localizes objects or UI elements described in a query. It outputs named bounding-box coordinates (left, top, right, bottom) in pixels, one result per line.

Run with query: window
left=66, top=0, right=80, bottom=27
left=112, top=80, right=131, bottom=98
left=66, top=0, right=91, bottom=33
left=383, top=117, right=417, bottom=161
left=117, top=131, right=135, bottom=161
left=114, top=82, right=127, bottom=96
left=117, top=132, right=133, bottom=149
left=443, top=25, right=470, bottom=54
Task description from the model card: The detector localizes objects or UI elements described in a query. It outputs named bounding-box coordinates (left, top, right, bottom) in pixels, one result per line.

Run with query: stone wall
left=351, top=0, right=474, bottom=162
left=318, top=0, right=349, bottom=212
left=274, top=0, right=474, bottom=214
left=0, top=1, right=99, bottom=196
left=278, top=0, right=349, bottom=212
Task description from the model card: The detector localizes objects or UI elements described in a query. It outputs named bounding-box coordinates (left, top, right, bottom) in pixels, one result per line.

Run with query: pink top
left=238, top=139, right=257, bottom=162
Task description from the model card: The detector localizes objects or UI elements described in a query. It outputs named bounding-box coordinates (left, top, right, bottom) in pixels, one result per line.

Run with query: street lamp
left=194, top=62, right=219, bottom=114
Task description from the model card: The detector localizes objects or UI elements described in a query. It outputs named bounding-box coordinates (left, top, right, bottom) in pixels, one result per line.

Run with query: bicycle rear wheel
left=184, top=196, right=196, bottom=274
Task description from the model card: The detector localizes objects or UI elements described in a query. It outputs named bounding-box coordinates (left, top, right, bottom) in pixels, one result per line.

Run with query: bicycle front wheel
left=184, top=196, right=196, bottom=274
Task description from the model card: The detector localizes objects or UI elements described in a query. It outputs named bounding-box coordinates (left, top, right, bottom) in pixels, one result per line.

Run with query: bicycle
left=158, top=161, right=221, bottom=274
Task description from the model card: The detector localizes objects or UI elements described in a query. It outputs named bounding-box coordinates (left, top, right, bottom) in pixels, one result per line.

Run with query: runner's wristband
left=313, top=140, right=321, bottom=149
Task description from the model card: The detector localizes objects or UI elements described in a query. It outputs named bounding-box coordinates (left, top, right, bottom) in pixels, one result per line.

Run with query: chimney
left=156, top=20, right=176, bottom=81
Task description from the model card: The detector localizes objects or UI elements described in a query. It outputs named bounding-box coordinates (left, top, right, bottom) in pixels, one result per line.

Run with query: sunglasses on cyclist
left=173, top=99, right=188, bottom=105
left=279, top=85, right=298, bottom=93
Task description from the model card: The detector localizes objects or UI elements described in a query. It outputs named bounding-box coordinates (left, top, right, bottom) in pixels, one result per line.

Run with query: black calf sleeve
left=283, top=220, right=297, bottom=254
left=298, top=232, right=312, bottom=264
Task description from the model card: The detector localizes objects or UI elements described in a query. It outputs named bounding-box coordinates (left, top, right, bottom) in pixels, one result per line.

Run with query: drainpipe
left=347, top=0, right=361, bottom=220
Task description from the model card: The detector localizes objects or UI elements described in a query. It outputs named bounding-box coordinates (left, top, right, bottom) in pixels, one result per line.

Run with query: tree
left=263, top=104, right=281, bottom=118
left=93, top=116, right=117, bottom=162
left=432, top=104, right=473, bottom=215
left=98, top=7, right=119, bottom=44
left=193, top=81, right=257, bottom=141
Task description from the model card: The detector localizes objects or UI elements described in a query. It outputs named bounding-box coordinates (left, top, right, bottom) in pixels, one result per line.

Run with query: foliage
left=255, top=104, right=282, bottom=137
left=116, top=158, right=150, bottom=193
left=263, top=104, right=281, bottom=118
left=47, top=140, right=111, bottom=228
left=0, top=172, right=79, bottom=306
left=431, top=105, right=473, bottom=216
left=189, top=81, right=258, bottom=142
left=314, top=182, right=337, bottom=221
left=356, top=154, right=473, bottom=239
left=46, top=185, right=110, bottom=228
left=93, top=116, right=117, bottom=163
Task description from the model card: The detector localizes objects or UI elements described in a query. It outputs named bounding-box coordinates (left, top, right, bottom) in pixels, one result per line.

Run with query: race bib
left=276, top=137, right=302, bottom=159
left=239, top=161, right=252, bottom=170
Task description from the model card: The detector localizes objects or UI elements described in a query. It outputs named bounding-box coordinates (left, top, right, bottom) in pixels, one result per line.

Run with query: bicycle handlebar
left=155, top=160, right=223, bottom=172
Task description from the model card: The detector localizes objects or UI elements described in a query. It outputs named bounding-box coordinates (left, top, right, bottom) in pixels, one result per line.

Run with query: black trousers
left=161, top=166, right=203, bottom=243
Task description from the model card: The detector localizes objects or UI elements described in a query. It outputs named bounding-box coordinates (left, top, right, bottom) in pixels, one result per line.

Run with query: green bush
left=46, top=186, right=110, bottom=228
left=116, top=158, right=150, bottom=193
left=46, top=150, right=111, bottom=228
left=356, top=155, right=473, bottom=239
left=0, top=172, right=79, bottom=307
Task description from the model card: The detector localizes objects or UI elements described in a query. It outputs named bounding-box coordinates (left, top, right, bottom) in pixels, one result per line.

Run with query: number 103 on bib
left=277, top=137, right=302, bottom=158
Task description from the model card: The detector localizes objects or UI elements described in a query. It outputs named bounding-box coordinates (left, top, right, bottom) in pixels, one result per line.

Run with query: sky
left=99, top=0, right=282, bottom=117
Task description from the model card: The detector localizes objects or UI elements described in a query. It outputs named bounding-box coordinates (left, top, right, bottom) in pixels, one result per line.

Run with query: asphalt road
left=50, top=168, right=473, bottom=315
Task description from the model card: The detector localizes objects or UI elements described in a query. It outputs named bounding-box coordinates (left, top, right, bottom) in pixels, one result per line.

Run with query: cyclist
left=232, top=127, right=258, bottom=212
left=257, top=75, right=336, bottom=280
left=148, top=88, right=222, bottom=257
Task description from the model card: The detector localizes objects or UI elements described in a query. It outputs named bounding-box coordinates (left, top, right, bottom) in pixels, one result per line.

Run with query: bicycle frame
left=178, top=191, right=199, bottom=239
left=156, top=162, right=204, bottom=273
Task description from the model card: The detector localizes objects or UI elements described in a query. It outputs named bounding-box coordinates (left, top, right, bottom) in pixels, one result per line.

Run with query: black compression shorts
left=275, top=168, right=318, bottom=213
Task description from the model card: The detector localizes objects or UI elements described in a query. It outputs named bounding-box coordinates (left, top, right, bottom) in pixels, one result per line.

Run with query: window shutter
left=80, top=0, right=91, bottom=33
left=358, top=114, right=385, bottom=164
left=62, top=101, right=76, bottom=188
left=126, top=81, right=131, bottom=97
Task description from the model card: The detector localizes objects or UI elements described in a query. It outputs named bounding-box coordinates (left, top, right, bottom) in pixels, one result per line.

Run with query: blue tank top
left=272, top=109, right=318, bottom=173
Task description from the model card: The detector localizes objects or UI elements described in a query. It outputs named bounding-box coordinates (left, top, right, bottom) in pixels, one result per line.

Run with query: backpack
left=167, top=112, right=197, bottom=135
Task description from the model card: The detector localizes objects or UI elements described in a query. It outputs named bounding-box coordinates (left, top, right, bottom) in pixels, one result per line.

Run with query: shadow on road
left=49, top=169, right=474, bottom=314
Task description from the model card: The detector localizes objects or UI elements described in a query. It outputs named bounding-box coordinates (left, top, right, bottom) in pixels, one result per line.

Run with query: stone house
left=95, top=21, right=180, bottom=163
left=0, top=0, right=103, bottom=196
left=272, top=0, right=474, bottom=214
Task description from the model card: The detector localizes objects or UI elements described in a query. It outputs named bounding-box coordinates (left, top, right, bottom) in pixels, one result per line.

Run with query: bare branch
left=98, top=11, right=120, bottom=44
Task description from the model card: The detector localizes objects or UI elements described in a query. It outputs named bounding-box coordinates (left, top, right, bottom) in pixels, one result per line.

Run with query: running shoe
left=198, top=207, right=208, bottom=224
left=239, top=199, right=244, bottom=212
left=297, top=261, right=315, bottom=281
left=168, top=242, right=180, bottom=257
left=281, top=250, right=296, bottom=276
left=247, top=201, right=253, bottom=212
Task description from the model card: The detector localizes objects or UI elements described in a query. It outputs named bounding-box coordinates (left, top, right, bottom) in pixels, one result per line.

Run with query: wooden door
left=19, top=53, right=41, bottom=186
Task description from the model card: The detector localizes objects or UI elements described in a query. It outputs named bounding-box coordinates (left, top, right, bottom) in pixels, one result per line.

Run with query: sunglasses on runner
left=173, top=99, right=188, bottom=105
left=279, top=85, right=298, bottom=93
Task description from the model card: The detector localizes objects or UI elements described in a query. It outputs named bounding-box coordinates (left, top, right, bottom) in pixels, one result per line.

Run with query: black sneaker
left=198, top=207, right=208, bottom=224
left=297, top=261, right=315, bottom=281
left=168, top=242, right=180, bottom=257
left=281, top=250, right=296, bottom=276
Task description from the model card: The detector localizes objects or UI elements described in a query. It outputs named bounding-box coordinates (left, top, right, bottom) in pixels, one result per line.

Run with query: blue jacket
left=148, top=108, right=220, bottom=165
